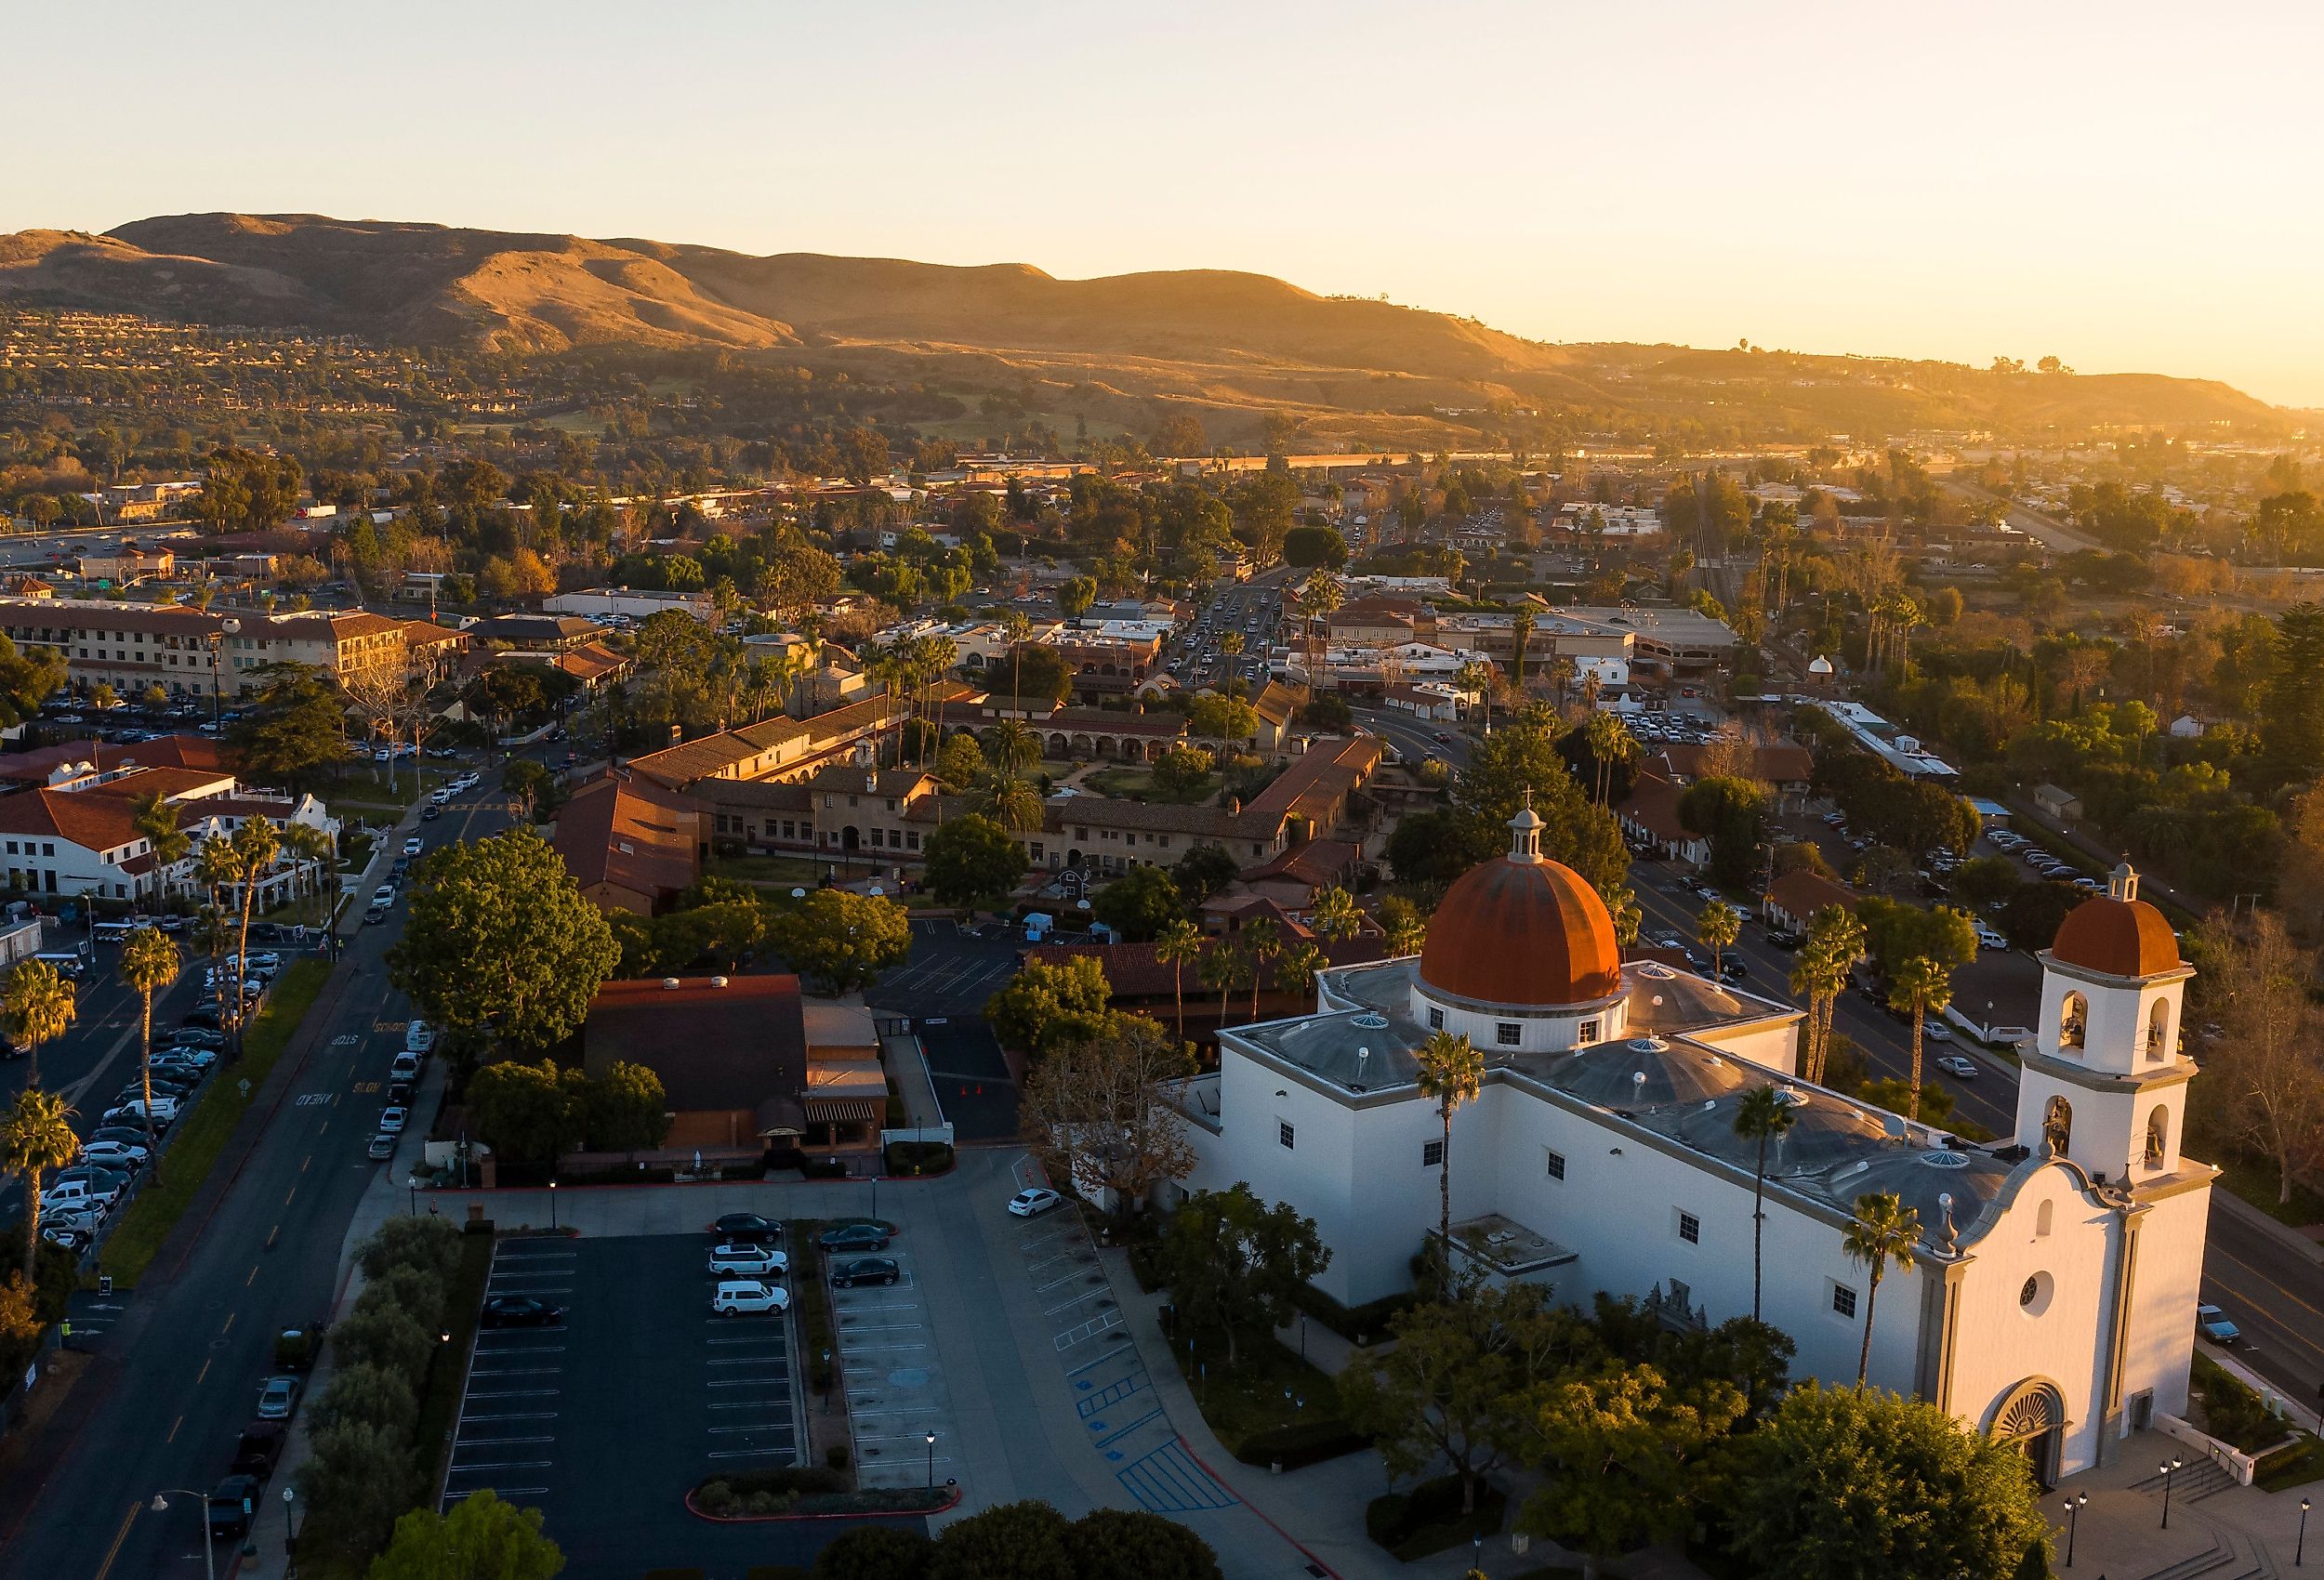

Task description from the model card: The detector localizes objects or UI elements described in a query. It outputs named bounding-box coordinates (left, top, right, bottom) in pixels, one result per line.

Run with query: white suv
left=712, top=1280, right=789, bottom=1317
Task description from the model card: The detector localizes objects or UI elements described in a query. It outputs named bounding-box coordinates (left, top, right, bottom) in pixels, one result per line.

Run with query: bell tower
left=2015, top=866, right=2197, bottom=1185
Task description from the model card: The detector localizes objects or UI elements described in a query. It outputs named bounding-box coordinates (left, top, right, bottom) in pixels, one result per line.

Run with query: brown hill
left=0, top=212, right=2288, bottom=439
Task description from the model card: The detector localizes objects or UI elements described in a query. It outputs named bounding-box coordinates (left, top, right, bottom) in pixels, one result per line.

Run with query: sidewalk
left=2052, top=1427, right=2323, bottom=1578
left=881, top=1028, right=947, bottom=1133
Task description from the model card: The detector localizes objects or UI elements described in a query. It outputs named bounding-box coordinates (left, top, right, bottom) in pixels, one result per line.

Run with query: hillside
left=0, top=212, right=2289, bottom=443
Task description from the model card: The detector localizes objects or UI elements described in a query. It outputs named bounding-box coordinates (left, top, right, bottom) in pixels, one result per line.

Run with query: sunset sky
left=18, top=0, right=2323, bottom=406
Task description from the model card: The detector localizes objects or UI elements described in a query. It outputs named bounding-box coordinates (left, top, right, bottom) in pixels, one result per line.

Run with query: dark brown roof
left=2051, top=891, right=2181, bottom=978
left=0, top=734, right=231, bottom=784
left=585, top=974, right=807, bottom=1128
left=551, top=774, right=706, bottom=903
left=1618, top=770, right=1690, bottom=843
left=1419, top=852, right=1621, bottom=1007
left=1764, top=868, right=1855, bottom=921
left=1239, top=838, right=1361, bottom=889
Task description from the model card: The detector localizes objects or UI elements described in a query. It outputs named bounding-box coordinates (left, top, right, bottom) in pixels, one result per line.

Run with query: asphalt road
left=1938, top=479, right=2102, bottom=556
left=0, top=789, right=514, bottom=1580
left=1351, top=704, right=1472, bottom=773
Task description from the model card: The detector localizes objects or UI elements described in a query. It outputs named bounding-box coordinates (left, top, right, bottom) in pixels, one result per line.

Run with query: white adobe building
left=1169, top=808, right=2213, bottom=1485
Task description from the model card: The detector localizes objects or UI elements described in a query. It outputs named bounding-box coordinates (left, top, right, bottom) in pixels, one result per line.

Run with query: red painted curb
left=1175, top=1436, right=1343, bottom=1580
left=682, top=1485, right=960, bottom=1523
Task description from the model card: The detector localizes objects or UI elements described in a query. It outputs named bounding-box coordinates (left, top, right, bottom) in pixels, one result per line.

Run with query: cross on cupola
left=1508, top=788, right=1544, bottom=864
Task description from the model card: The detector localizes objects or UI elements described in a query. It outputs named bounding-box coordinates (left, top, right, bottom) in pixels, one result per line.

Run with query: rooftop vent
left=1627, top=1037, right=1668, bottom=1054
left=1351, top=1011, right=1388, bottom=1030
left=1635, top=962, right=1675, bottom=980
left=1921, top=1151, right=1972, bottom=1170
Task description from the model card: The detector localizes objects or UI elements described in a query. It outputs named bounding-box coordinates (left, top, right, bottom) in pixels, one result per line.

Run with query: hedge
left=1234, top=1417, right=1372, bottom=1470
left=883, top=1140, right=954, bottom=1175
left=1367, top=1474, right=1508, bottom=1560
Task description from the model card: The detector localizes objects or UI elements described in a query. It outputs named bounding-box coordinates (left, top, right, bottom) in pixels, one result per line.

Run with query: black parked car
left=207, top=1474, right=262, bottom=1538
left=709, top=1213, right=782, bottom=1242
left=829, top=1257, right=901, bottom=1289
left=816, top=1222, right=891, bottom=1253
left=180, top=1010, right=222, bottom=1031
left=1718, top=958, right=1749, bottom=984
left=480, top=1296, right=562, bottom=1328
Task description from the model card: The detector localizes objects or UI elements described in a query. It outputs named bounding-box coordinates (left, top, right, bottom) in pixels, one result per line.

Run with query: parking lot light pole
left=925, top=1430, right=936, bottom=1490
left=822, top=1349, right=832, bottom=1412
left=2298, top=1496, right=2309, bottom=1567
left=2064, top=1492, right=2086, bottom=1566
left=284, top=1485, right=298, bottom=1563
left=152, top=1491, right=215, bottom=1580
left=2161, top=1457, right=2183, bottom=1529
left=549, top=1180, right=558, bottom=1231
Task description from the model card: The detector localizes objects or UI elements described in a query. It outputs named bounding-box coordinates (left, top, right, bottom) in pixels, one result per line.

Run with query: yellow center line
left=194, top=1358, right=211, bottom=1386
left=284, top=1185, right=297, bottom=1207
left=246, top=1263, right=259, bottom=1287
left=2208, top=1243, right=2324, bottom=1325
left=220, top=1311, right=234, bottom=1336
left=92, top=1501, right=139, bottom=1580
left=165, top=1414, right=182, bottom=1442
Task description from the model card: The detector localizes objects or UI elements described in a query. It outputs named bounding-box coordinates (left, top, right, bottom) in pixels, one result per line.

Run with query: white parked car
left=80, top=1139, right=149, bottom=1169
left=1935, top=1054, right=1978, bottom=1079
left=1921, top=1021, right=1955, bottom=1043
left=378, top=1106, right=409, bottom=1135
left=1007, top=1187, right=1063, bottom=1218
left=712, top=1280, right=790, bottom=1317
left=372, top=885, right=397, bottom=909
left=404, top=1021, right=435, bottom=1055
left=706, top=1244, right=788, bottom=1277
left=1975, top=927, right=2009, bottom=951
left=108, top=1095, right=180, bottom=1124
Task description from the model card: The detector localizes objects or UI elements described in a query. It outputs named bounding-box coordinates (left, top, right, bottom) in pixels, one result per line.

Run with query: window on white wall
left=1427, top=1007, right=1445, bottom=1031
left=1831, top=1284, right=1857, bottom=1318
left=2036, top=1199, right=2054, bottom=1238
left=1544, top=1149, right=1566, bottom=1180
left=1422, top=1139, right=1444, bottom=1167
left=1496, top=1021, right=1522, bottom=1046
left=1277, top=1121, right=1295, bottom=1151
left=1677, top=1211, right=1700, bottom=1244
left=1578, top=1019, right=1600, bottom=1045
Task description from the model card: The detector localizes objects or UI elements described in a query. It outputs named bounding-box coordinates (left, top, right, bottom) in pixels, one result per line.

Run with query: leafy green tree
left=502, top=759, right=561, bottom=823
left=1677, top=775, right=1770, bottom=889
left=329, top=1297, right=436, bottom=1386
left=313, top=1361, right=418, bottom=1440
left=358, top=1215, right=462, bottom=1285
left=812, top=1525, right=933, bottom=1580
left=986, top=956, right=1113, bottom=1055
left=1519, top=1364, right=1745, bottom=1580
left=922, top=813, right=1025, bottom=910
left=463, top=1060, right=584, bottom=1165
left=965, top=770, right=1045, bottom=835
left=300, top=1418, right=417, bottom=1563
left=772, top=888, right=910, bottom=994
left=1377, top=893, right=1429, bottom=955
left=0, top=634, right=64, bottom=729
left=1340, top=1283, right=1590, bottom=1517
left=1725, top=1383, right=2053, bottom=1580
left=1282, top=524, right=1348, bottom=569
left=1056, top=576, right=1098, bottom=620
left=1158, top=1183, right=1329, bottom=1363
left=1452, top=708, right=1631, bottom=894
left=931, top=1500, right=1073, bottom=1580
left=933, top=731, right=985, bottom=790
left=1063, top=1508, right=1222, bottom=1580
left=368, top=1488, right=564, bottom=1580
left=390, top=829, right=619, bottom=1051
left=583, top=1060, right=669, bottom=1152
left=231, top=665, right=350, bottom=794
left=1188, top=693, right=1258, bottom=744
left=2262, top=601, right=2324, bottom=769
left=1092, top=864, right=1183, bottom=941
left=1150, top=744, right=1215, bottom=797
left=1170, top=843, right=1239, bottom=902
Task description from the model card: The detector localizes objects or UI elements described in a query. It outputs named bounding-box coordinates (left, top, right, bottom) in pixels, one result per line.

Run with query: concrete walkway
left=2050, top=1428, right=2323, bottom=1579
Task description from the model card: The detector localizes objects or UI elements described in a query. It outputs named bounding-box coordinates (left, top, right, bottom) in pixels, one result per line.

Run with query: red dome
left=1419, top=853, right=1622, bottom=1007
left=2051, top=894, right=2180, bottom=978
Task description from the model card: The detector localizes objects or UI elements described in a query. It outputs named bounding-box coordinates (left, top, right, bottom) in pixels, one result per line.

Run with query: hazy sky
left=17, top=1, right=2324, bottom=406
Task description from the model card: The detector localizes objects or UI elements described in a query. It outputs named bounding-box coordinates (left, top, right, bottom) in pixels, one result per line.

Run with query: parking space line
left=446, top=1487, right=548, bottom=1500
left=707, top=1448, right=794, bottom=1461
left=1042, top=1288, right=1107, bottom=1315
left=446, top=1459, right=552, bottom=1472
left=462, top=1412, right=559, bottom=1422
left=469, top=1365, right=563, bottom=1377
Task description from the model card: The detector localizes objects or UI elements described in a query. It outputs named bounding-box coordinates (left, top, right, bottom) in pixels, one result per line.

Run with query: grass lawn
left=1082, top=766, right=1217, bottom=805
left=415, top=1231, right=498, bottom=1493
left=99, top=957, right=333, bottom=1285
left=705, top=853, right=828, bottom=889
left=1166, top=1328, right=1343, bottom=1457
left=786, top=1219, right=838, bottom=1401
left=2255, top=1431, right=2324, bottom=1493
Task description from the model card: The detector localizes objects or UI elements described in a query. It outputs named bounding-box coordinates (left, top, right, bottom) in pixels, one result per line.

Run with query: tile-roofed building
left=550, top=772, right=710, bottom=915
left=1762, top=868, right=1857, bottom=934
left=469, top=613, right=610, bottom=651
left=0, top=733, right=232, bottom=790
left=582, top=975, right=810, bottom=1152
left=1651, top=739, right=1817, bottom=809
left=1616, top=770, right=1705, bottom=866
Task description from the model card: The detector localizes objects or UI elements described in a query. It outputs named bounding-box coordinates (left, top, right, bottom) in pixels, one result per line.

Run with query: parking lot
left=444, top=1234, right=806, bottom=1577
left=825, top=1240, right=960, bottom=1492
left=866, top=922, right=1023, bottom=1017
left=912, top=1020, right=1019, bottom=1141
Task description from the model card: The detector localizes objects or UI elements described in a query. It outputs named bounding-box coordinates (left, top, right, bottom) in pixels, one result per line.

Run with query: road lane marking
left=220, top=1311, right=235, bottom=1336
left=246, top=1264, right=259, bottom=1286
left=92, top=1501, right=139, bottom=1580
left=195, top=1358, right=210, bottom=1385
left=2206, top=1243, right=2324, bottom=1326
left=301, top=1153, right=311, bottom=1173
left=166, top=1414, right=182, bottom=1442
left=284, top=1185, right=297, bottom=1206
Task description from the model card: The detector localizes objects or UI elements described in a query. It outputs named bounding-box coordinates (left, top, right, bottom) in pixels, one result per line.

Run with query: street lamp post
left=284, top=1485, right=298, bottom=1562
left=925, top=1430, right=936, bottom=1490
left=2064, top=1491, right=2087, bottom=1567
left=152, top=1490, right=216, bottom=1580
left=2160, top=1456, right=2184, bottom=1529
left=2299, top=1496, right=2310, bottom=1568
left=821, top=1347, right=832, bottom=1412
left=548, top=1180, right=558, bottom=1231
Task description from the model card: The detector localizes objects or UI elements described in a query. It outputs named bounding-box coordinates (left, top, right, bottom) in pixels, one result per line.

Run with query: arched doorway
left=841, top=825, right=861, bottom=853
left=1987, top=1378, right=2067, bottom=1489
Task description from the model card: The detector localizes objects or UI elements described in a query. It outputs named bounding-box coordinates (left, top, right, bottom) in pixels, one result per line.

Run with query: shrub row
left=1234, top=1417, right=1373, bottom=1470
left=1367, top=1474, right=1508, bottom=1560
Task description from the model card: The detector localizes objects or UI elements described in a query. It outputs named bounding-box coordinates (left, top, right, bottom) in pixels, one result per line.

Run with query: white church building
left=1168, top=805, right=2214, bottom=1485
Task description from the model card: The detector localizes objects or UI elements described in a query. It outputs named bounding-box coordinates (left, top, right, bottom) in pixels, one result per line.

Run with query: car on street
left=706, top=1244, right=788, bottom=1276
left=2196, top=1304, right=2240, bottom=1344
left=390, top=1051, right=420, bottom=1081
left=1717, top=958, right=1748, bottom=983
left=180, top=1009, right=222, bottom=1031
left=816, top=1221, right=891, bottom=1252
left=405, top=1021, right=435, bottom=1054
left=378, top=1106, right=408, bottom=1135
left=231, top=1423, right=284, bottom=1478
left=709, top=1213, right=782, bottom=1241
left=1763, top=928, right=1802, bottom=951
left=372, top=885, right=397, bottom=908
left=480, top=1295, right=562, bottom=1328
left=1935, top=1055, right=1978, bottom=1079
left=829, top=1256, right=901, bottom=1288
left=256, top=1376, right=300, bottom=1419
left=712, top=1279, right=789, bottom=1317
left=174, top=1027, right=227, bottom=1049
left=89, top=1126, right=158, bottom=1151
left=1976, top=926, right=2009, bottom=951
left=365, top=904, right=390, bottom=926
left=207, top=1474, right=263, bottom=1538
left=1922, top=1021, right=1954, bottom=1043
left=403, top=837, right=424, bottom=857
left=157, top=1044, right=218, bottom=1068
left=366, top=1132, right=396, bottom=1159
left=105, top=1095, right=179, bottom=1124
left=1008, top=1187, right=1063, bottom=1218
left=420, top=803, right=442, bottom=822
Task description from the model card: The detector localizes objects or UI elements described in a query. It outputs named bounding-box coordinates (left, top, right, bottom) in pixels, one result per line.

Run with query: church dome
left=2050, top=864, right=2180, bottom=979
left=1418, top=801, right=1621, bottom=1008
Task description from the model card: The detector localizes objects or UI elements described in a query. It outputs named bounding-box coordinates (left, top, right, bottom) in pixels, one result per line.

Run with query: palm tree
left=1003, top=610, right=1035, bottom=706
left=1414, top=1030, right=1486, bottom=1270
left=1380, top=902, right=1427, bottom=957
left=1155, top=921, right=1203, bottom=1044
left=1274, top=941, right=1325, bottom=1004
left=1198, top=943, right=1248, bottom=1034
left=279, top=823, right=336, bottom=931
left=1732, top=1085, right=1798, bottom=1322
left=1582, top=710, right=1634, bottom=806
left=1242, top=919, right=1282, bottom=1021
left=1455, top=661, right=1497, bottom=733
left=1219, top=631, right=1246, bottom=698
left=966, top=770, right=1044, bottom=836
left=1, top=1086, right=79, bottom=1275
left=984, top=718, right=1042, bottom=776
left=1697, top=899, right=1740, bottom=983
left=121, top=928, right=181, bottom=1181
left=1310, top=886, right=1361, bottom=942
left=0, top=959, right=77, bottom=1089
left=1887, top=954, right=1956, bottom=1122
left=1509, top=610, right=1535, bottom=695
left=132, top=789, right=191, bottom=909
left=1798, top=904, right=1866, bottom=1084
left=1842, top=1191, right=1921, bottom=1385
